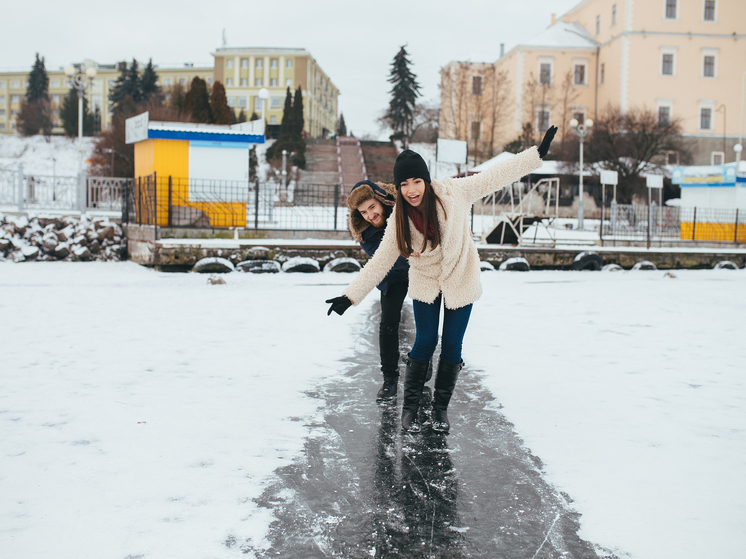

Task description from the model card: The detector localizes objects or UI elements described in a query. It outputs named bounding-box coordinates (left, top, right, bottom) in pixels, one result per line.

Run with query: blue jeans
left=409, top=294, right=472, bottom=365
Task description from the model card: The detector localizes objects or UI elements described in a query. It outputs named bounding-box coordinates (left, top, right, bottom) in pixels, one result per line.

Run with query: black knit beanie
left=394, top=150, right=431, bottom=188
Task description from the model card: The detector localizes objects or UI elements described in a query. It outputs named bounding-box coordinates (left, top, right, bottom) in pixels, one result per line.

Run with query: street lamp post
left=716, top=104, right=726, bottom=162
left=569, top=117, right=594, bottom=230
left=64, top=65, right=96, bottom=206
left=258, top=87, right=269, bottom=133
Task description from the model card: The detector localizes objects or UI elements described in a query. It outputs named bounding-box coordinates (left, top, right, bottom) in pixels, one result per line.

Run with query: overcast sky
left=2, top=0, right=581, bottom=139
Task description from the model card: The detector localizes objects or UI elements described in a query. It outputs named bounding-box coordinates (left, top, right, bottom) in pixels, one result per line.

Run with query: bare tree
left=522, top=72, right=554, bottom=144
left=557, top=71, right=581, bottom=144
left=487, top=68, right=512, bottom=157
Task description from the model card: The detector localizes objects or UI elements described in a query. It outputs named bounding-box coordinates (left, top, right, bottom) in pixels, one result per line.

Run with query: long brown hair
left=395, top=181, right=446, bottom=257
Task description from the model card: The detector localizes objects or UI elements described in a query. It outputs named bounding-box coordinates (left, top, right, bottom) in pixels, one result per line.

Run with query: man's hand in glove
left=326, top=296, right=352, bottom=316
left=538, top=125, right=558, bottom=159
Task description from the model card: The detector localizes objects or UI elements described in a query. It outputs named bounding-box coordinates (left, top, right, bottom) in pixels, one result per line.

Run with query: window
left=270, top=78, right=278, bottom=87
left=241, top=59, right=248, bottom=69
left=11, top=81, right=20, bottom=89
left=472, top=76, right=483, bottom=95
left=0, top=109, right=5, bottom=116
left=270, top=96, right=281, bottom=109
left=700, top=107, right=712, bottom=130
left=612, top=4, right=617, bottom=25
left=207, top=78, right=214, bottom=85
left=0, top=81, right=5, bottom=89
left=255, top=59, right=263, bottom=69
left=573, top=111, right=586, bottom=123
left=596, top=15, right=600, bottom=34
left=666, top=151, right=679, bottom=165
left=0, top=96, right=5, bottom=103
left=240, top=78, right=248, bottom=87
left=270, top=115, right=277, bottom=124
left=270, top=59, right=278, bottom=69
left=162, top=78, right=172, bottom=86
left=226, top=96, right=235, bottom=107
left=600, top=63, right=605, bottom=84
left=661, top=53, right=674, bottom=76
left=711, top=152, right=724, bottom=165
left=11, top=95, right=19, bottom=103
left=226, top=78, right=233, bottom=87
left=703, top=55, right=715, bottom=77
left=254, top=97, right=262, bottom=111
left=574, top=64, right=586, bottom=85
left=237, top=96, right=247, bottom=107
left=537, top=108, right=550, bottom=132
left=52, top=94, right=60, bottom=103
left=471, top=121, right=480, bottom=140
left=255, top=78, right=263, bottom=87
left=540, top=63, right=552, bottom=85
left=12, top=109, right=19, bottom=116
left=226, top=59, right=234, bottom=69
left=0, top=123, right=5, bottom=130
left=178, top=78, right=187, bottom=86
left=658, top=106, right=670, bottom=126
left=665, top=0, right=677, bottom=19
left=51, top=79, right=60, bottom=87
left=286, top=78, right=293, bottom=87
left=286, top=59, right=293, bottom=69
left=703, top=0, right=715, bottom=21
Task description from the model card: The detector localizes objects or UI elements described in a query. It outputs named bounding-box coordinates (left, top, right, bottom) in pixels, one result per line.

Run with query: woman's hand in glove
left=326, top=296, right=352, bottom=316
left=538, top=125, right=558, bottom=159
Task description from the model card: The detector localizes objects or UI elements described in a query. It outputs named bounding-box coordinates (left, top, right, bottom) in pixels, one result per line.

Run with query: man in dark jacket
left=347, top=180, right=411, bottom=402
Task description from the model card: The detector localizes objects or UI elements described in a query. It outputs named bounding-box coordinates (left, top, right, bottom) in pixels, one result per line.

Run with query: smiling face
left=357, top=197, right=386, bottom=228
left=399, top=177, right=426, bottom=209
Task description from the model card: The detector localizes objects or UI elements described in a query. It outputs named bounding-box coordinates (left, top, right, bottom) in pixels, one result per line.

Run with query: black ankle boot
left=376, top=375, right=399, bottom=402
left=401, top=354, right=430, bottom=432
left=431, top=360, right=464, bottom=433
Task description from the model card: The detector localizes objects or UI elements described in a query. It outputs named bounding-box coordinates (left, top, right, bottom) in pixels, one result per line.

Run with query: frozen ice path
left=244, top=302, right=614, bottom=559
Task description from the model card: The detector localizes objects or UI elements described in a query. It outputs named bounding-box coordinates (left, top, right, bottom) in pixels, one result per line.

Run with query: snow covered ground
left=0, top=134, right=96, bottom=177
left=1, top=263, right=745, bottom=559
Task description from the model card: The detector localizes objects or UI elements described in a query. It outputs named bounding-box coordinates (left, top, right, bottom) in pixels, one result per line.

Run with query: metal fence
left=0, top=166, right=131, bottom=213
left=122, top=173, right=349, bottom=230
left=602, top=204, right=745, bottom=244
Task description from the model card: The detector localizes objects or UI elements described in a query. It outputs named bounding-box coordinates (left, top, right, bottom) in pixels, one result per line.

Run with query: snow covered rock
left=0, top=238, right=10, bottom=254
left=499, top=257, right=530, bottom=272
left=323, top=257, right=361, bottom=273
left=282, top=257, right=320, bottom=273
left=21, top=245, right=40, bottom=260
left=632, top=260, right=657, bottom=271
left=236, top=260, right=281, bottom=274
left=73, top=245, right=92, bottom=261
left=713, top=261, right=738, bottom=270
left=191, top=257, right=235, bottom=274
left=53, top=243, right=71, bottom=259
left=244, top=246, right=270, bottom=260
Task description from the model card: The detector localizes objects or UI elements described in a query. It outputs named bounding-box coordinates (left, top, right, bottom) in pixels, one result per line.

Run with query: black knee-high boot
left=401, top=354, right=430, bottom=432
left=432, top=360, right=464, bottom=433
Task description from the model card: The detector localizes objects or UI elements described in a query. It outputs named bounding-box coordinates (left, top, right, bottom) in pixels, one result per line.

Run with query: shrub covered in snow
left=0, top=213, right=125, bottom=263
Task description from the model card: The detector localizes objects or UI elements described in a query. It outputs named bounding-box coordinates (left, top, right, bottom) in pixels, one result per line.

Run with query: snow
left=1, top=263, right=745, bottom=558
left=0, top=134, right=96, bottom=176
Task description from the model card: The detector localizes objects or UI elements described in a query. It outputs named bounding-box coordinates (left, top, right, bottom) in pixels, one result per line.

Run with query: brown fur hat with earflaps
left=347, top=180, right=397, bottom=242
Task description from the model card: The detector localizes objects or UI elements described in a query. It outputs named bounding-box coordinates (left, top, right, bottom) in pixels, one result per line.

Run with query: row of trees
left=266, top=86, right=305, bottom=168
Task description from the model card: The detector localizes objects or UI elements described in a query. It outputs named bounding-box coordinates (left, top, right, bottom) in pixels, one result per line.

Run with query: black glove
left=326, top=295, right=352, bottom=316
left=538, top=125, right=558, bottom=159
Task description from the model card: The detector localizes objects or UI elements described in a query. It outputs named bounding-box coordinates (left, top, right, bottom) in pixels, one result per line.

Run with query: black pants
left=379, top=281, right=408, bottom=378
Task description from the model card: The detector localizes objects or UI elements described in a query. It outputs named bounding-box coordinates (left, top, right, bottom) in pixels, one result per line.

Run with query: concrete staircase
left=337, top=136, right=367, bottom=189
left=359, top=141, right=398, bottom=186
left=296, top=139, right=339, bottom=205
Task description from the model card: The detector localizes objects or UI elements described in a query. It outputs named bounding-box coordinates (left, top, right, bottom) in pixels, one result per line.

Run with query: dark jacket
left=348, top=180, right=408, bottom=295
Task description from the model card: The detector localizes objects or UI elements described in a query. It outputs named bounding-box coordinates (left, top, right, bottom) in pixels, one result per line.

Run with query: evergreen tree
left=139, top=59, right=161, bottom=103
left=279, top=87, right=293, bottom=138
left=337, top=112, right=347, bottom=137
left=384, top=46, right=421, bottom=149
left=184, top=77, right=211, bottom=123
left=292, top=86, right=304, bottom=141
left=209, top=81, right=232, bottom=124
left=108, top=63, right=128, bottom=109
left=249, top=146, right=258, bottom=181
left=249, top=111, right=260, bottom=121
left=237, top=109, right=247, bottom=123
left=26, top=53, right=49, bottom=103
left=16, top=99, right=51, bottom=137
left=110, top=60, right=142, bottom=113
left=60, top=88, right=94, bottom=137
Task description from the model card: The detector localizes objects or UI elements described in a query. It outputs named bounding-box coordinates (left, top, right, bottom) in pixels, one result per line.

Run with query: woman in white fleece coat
left=327, top=127, right=557, bottom=433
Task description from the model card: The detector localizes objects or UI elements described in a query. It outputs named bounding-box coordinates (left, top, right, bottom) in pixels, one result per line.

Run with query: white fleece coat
left=344, top=146, right=543, bottom=310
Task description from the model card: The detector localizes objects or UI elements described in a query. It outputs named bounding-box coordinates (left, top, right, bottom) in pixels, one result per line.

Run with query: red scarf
left=407, top=205, right=435, bottom=238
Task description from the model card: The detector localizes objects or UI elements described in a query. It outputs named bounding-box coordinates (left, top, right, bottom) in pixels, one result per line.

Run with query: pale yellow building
left=440, top=0, right=746, bottom=165
left=0, top=47, right=339, bottom=139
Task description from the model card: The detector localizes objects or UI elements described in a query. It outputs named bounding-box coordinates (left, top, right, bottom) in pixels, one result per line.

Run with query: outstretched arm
left=457, top=126, right=557, bottom=204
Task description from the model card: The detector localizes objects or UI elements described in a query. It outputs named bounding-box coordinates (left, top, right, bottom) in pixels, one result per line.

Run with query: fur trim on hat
left=347, top=180, right=397, bottom=242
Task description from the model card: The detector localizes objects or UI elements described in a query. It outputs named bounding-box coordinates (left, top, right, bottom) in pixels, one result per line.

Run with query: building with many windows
left=0, top=47, right=339, bottom=139
left=440, top=0, right=746, bottom=165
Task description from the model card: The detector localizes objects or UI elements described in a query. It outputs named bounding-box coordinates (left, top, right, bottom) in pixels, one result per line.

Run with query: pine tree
left=139, top=59, right=161, bottom=103
left=124, top=59, right=142, bottom=104
left=184, top=77, right=211, bottom=123
left=26, top=53, right=49, bottom=103
left=108, top=63, right=128, bottom=109
left=384, top=46, right=421, bottom=149
left=279, top=87, right=293, bottom=138
left=249, top=111, right=260, bottom=121
left=209, top=81, right=232, bottom=124
left=237, top=109, right=247, bottom=123
left=292, top=86, right=304, bottom=141
left=337, top=113, right=347, bottom=137
left=60, top=88, right=94, bottom=137
left=249, top=146, right=258, bottom=181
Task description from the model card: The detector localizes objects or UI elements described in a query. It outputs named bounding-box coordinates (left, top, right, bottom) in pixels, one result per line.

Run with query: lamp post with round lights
left=64, top=65, right=96, bottom=177
left=569, top=117, right=594, bottom=230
